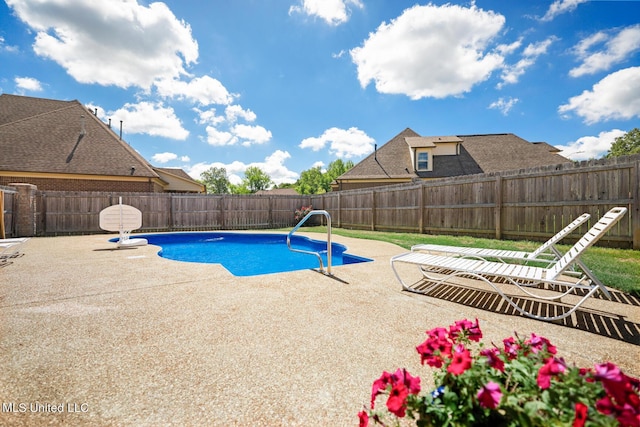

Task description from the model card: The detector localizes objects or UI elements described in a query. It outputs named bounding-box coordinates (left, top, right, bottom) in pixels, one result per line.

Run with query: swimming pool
left=127, top=232, right=372, bottom=276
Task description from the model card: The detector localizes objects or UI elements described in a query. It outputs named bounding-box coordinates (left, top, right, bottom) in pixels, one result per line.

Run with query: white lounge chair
left=99, top=199, right=147, bottom=248
left=411, top=213, right=591, bottom=267
left=391, top=207, right=627, bottom=321
left=0, top=237, right=29, bottom=259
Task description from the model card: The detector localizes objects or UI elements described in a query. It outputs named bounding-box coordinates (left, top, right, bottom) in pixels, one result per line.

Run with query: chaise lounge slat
left=391, top=207, right=627, bottom=321
left=411, top=213, right=591, bottom=266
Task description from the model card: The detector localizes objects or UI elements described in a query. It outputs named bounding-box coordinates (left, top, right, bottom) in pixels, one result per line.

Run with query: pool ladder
left=287, top=210, right=332, bottom=275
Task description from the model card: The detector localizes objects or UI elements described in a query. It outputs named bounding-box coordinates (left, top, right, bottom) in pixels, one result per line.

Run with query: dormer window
left=417, top=152, right=429, bottom=171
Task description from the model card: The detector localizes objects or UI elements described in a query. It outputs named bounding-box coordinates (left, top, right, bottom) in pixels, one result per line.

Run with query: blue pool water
left=126, top=232, right=372, bottom=276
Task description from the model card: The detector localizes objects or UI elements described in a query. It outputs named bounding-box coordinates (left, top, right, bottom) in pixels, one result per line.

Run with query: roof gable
left=340, top=128, right=419, bottom=179
left=0, top=94, right=158, bottom=179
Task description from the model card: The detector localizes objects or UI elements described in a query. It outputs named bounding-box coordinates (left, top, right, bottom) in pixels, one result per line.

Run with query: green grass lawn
left=297, top=226, right=640, bottom=295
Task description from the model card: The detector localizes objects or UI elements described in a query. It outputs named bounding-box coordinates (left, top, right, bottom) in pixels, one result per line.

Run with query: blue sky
left=1, top=0, right=639, bottom=185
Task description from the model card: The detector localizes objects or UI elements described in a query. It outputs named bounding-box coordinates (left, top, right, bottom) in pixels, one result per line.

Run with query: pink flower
left=573, top=402, right=588, bottom=427
left=593, top=363, right=640, bottom=426
left=370, top=371, right=393, bottom=409
left=480, top=347, right=505, bottom=372
left=370, top=369, right=421, bottom=414
left=396, top=368, right=421, bottom=395
left=526, top=333, right=557, bottom=354
left=477, top=382, right=502, bottom=409
left=448, top=318, right=482, bottom=342
left=416, top=328, right=453, bottom=368
left=594, top=362, right=623, bottom=382
left=503, top=337, right=521, bottom=360
left=357, top=410, right=369, bottom=427
left=447, top=344, right=473, bottom=375
left=537, top=357, right=566, bottom=389
left=386, top=383, right=409, bottom=417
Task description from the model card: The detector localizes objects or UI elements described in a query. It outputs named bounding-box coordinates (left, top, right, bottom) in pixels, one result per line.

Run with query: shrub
left=294, top=205, right=313, bottom=223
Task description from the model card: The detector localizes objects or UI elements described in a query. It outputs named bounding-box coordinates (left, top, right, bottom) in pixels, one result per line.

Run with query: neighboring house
left=254, top=188, right=299, bottom=196
left=0, top=94, right=203, bottom=193
left=154, top=168, right=205, bottom=193
left=332, top=128, right=571, bottom=191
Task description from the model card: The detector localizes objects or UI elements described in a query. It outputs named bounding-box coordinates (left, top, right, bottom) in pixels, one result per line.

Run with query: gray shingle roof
left=339, top=128, right=571, bottom=181
left=0, top=94, right=158, bottom=178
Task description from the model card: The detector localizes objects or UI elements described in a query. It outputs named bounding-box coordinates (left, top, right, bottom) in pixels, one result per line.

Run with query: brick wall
left=0, top=176, right=163, bottom=192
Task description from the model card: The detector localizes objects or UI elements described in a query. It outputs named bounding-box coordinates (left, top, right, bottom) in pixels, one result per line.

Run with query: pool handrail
left=287, top=210, right=332, bottom=275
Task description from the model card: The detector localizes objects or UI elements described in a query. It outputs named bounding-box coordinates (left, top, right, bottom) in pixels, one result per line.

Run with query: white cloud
left=540, top=0, right=587, bottom=22
left=14, top=76, right=43, bottom=92
left=350, top=3, right=505, bottom=99
left=0, top=35, right=19, bottom=52
left=204, top=127, right=236, bottom=146
left=488, top=97, right=519, bottom=115
left=6, top=0, right=198, bottom=89
left=194, top=107, right=226, bottom=126
left=225, top=105, right=257, bottom=123
left=155, top=76, right=235, bottom=105
left=180, top=155, right=190, bottom=162
left=198, top=106, right=271, bottom=147
left=187, top=150, right=298, bottom=185
left=152, top=152, right=178, bottom=164
left=558, top=67, right=640, bottom=124
left=554, top=129, right=626, bottom=160
left=232, top=124, right=272, bottom=147
left=108, top=101, right=189, bottom=140
left=289, top=0, right=363, bottom=26
left=498, top=37, right=556, bottom=88
left=569, top=25, right=640, bottom=77
left=299, top=127, right=374, bottom=158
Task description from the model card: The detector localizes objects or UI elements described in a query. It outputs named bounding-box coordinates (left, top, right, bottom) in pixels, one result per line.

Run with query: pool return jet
left=287, top=210, right=332, bottom=275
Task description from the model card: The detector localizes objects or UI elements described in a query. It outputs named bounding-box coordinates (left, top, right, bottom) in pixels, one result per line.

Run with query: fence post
left=169, top=193, right=175, bottom=231
left=0, top=190, right=4, bottom=239
left=418, top=184, right=424, bottom=234
left=494, top=176, right=502, bottom=240
left=633, top=160, right=640, bottom=250
left=371, top=190, right=376, bottom=231
left=219, top=195, right=226, bottom=229
left=336, top=192, right=341, bottom=228
left=9, top=183, right=38, bottom=237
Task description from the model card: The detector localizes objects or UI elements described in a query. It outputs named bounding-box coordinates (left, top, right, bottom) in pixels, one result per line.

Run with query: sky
left=1, top=0, right=639, bottom=186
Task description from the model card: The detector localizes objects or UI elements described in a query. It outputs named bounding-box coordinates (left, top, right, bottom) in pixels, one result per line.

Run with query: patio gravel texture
left=0, top=232, right=638, bottom=426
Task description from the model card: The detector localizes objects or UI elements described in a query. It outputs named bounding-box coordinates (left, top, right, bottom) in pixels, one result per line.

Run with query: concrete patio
left=1, top=233, right=638, bottom=426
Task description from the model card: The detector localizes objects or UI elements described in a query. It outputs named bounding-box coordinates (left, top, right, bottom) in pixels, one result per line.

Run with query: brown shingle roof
left=154, top=167, right=195, bottom=181
left=339, top=129, right=571, bottom=181
left=0, top=94, right=158, bottom=178
left=340, top=128, right=419, bottom=179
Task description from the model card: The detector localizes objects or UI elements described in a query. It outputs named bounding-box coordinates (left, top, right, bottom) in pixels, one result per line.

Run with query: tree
left=242, top=166, right=273, bottom=193
left=606, top=128, right=640, bottom=158
left=200, top=166, right=230, bottom=194
left=295, top=159, right=355, bottom=194
left=296, top=166, right=327, bottom=194
left=325, top=159, right=354, bottom=183
left=229, top=182, right=251, bottom=194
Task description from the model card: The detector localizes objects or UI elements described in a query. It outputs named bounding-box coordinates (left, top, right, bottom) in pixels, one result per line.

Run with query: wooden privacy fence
left=313, top=155, right=639, bottom=249
left=3, top=154, right=639, bottom=249
left=37, top=193, right=315, bottom=235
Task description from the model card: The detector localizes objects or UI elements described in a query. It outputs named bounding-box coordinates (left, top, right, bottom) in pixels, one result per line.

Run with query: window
left=417, top=152, right=429, bottom=171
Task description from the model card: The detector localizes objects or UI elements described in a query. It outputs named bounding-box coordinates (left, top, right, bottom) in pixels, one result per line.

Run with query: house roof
left=405, top=136, right=462, bottom=148
left=153, top=167, right=205, bottom=193
left=338, top=128, right=571, bottom=181
left=255, top=188, right=299, bottom=196
left=0, top=94, right=158, bottom=179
